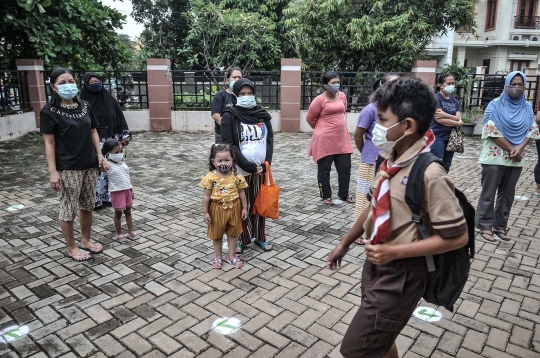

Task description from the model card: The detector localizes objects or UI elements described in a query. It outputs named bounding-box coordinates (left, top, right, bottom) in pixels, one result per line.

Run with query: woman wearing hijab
left=307, top=71, right=353, bottom=206
left=211, top=68, right=243, bottom=143
left=221, top=78, right=274, bottom=254
left=80, top=73, right=132, bottom=209
left=476, top=71, right=540, bottom=242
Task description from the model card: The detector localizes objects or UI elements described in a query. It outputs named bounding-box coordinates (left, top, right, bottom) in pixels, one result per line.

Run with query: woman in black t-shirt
left=211, top=68, right=243, bottom=143
left=40, top=68, right=111, bottom=262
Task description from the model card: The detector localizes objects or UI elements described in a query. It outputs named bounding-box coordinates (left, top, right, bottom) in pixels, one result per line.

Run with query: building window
left=515, top=0, right=539, bottom=29
left=483, top=59, right=491, bottom=74
left=485, top=0, right=498, bottom=31
left=510, top=60, right=530, bottom=71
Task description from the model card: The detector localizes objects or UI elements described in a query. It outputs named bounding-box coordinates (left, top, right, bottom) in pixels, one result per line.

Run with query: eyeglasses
left=88, top=80, right=101, bottom=85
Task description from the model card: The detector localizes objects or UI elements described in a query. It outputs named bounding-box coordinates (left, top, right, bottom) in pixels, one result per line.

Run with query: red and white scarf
left=370, top=129, right=436, bottom=245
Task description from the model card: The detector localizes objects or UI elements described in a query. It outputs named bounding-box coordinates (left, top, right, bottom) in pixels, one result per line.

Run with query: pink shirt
left=306, top=92, right=353, bottom=162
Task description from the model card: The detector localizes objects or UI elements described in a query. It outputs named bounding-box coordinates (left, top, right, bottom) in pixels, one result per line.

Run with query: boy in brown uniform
left=327, top=77, right=468, bottom=358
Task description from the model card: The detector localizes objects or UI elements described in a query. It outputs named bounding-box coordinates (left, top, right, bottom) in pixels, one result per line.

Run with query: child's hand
left=203, top=213, right=211, bottom=224
left=326, top=243, right=349, bottom=270
left=100, top=160, right=111, bottom=171
left=241, top=208, right=248, bottom=220
left=364, top=240, right=398, bottom=265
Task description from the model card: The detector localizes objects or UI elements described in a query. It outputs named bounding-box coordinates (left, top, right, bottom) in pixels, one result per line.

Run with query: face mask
left=443, top=85, right=455, bottom=94
left=325, top=83, right=340, bottom=94
left=229, top=80, right=236, bottom=90
left=108, top=153, right=124, bottom=163
left=56, top=84, right=79, bottom=100
left=372, top=122, right=405, bottom=158
left=216, top=163, right=232, bottom=173
left=507, top=87, right=525, bottom=99
left=87, top=82, right=103, bottom=93
left=236, top=95, right=256, bottom=108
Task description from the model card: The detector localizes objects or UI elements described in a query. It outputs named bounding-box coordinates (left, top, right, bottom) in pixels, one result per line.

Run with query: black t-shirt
left=211, top=90, right=236, bottom=133
left=40, top=100, right=99, bottom=170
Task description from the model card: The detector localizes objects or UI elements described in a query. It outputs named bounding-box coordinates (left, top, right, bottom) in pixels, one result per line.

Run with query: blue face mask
left=57, top=84, right=79, bottom=100
left=236, top=95, right=256, bottom=108
left=229, top=80, right=236, bottom=90
left=325, top=83, right=340, bottom=94
left=87, top=82, right=103, bottom=93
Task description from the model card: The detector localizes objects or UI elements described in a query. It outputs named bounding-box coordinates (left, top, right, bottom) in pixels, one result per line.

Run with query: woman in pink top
left=307, top=72, right=354, bottom=205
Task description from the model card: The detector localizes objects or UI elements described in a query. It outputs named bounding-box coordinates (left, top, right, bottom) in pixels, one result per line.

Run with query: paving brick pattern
left=0, top=131, right=539, bottom=357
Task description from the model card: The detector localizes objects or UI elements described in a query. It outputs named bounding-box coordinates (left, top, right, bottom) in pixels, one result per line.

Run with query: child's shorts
left=110, top=189, right=133, bottom=210
left=340, top=256, right=428, bottom=358
left=58, top=168, right=99, bottom=221
left=207, top=200, right=242, bottom=240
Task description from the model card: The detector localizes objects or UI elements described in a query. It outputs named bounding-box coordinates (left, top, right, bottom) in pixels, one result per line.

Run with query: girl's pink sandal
left=129, top=232, right=139, bottom=240
left=225, top=256, right=244, bottom=269
left=116, top=234, right=127, bottom=242
left=212, top=257, right=222, bottom=269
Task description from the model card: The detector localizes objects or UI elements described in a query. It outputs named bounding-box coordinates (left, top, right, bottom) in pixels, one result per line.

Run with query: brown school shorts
left=207, top=200, right=243, bottom=240
left=340, top=256, right=428, bottom=358
left=58, top=167, right=99, bottom=222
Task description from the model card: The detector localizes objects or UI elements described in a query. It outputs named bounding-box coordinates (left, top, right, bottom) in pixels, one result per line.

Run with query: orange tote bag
left=252, top=161, right=280, bottom=219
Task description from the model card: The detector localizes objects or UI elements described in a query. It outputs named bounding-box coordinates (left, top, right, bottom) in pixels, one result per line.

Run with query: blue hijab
left=483, top=71, right=534, bottom=147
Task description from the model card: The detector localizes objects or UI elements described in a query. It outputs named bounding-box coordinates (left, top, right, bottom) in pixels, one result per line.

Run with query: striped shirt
left=106, top=161, right=132, bottom=192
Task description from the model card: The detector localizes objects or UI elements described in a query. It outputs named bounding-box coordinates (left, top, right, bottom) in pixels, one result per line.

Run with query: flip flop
left=225, top=256, right=244, bottom=269
left=341, top=196, right=355, bottom=204
left=493, top=230, right=511, bottom=241
left=533, top=192, right=540, bottom=198
left=323, top=198, right=334, bottom=206
left=63, top=251, right=93, bottom=262
left=477, top=230, right=495, bottom=242
left=78, top=243, right=103, bottom=254
left=354, top=237, right=365, bottom=245
left=254, top=240, right=272, bottom=252
left=236, top=244, right=244, bottom=254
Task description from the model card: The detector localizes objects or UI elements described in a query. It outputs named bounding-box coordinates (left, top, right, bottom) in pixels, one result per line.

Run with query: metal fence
left=172, top=70, right=280, bottom=111
left=0, top=70, right=32, bottom=116
left=445, top=74, right=539, bottom=112
left=301, top=72, right=412, bottom=112
left=43, top=71, right=148, bottom=110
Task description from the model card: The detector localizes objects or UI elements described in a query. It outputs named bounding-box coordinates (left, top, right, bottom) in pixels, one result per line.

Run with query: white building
left=429, top=0, right=540, bottom=73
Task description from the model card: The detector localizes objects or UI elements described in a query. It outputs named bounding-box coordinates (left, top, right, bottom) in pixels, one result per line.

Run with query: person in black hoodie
left=80, top=72, right=132, bottom=209
left=221, top=78, right=274, bottom=254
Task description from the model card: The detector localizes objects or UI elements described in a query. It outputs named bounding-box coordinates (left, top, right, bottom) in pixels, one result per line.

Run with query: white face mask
left=372, top=122, right=405, bottom=158
left=229, top=80, right=236, bottom=90
left=236, top=95, right=257, bottom=108
left=108, top=153, right=124, bottom=163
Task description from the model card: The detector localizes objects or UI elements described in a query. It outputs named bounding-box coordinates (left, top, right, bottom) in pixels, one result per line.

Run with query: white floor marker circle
left=514, top=196, right=529, bottom=201
left=6, top=204, right=24, bottom=212
left=413, top=307, right=442, bottom=322
left=212, top=317, right=241, bottom=335
left=0, top=325, right=29, bottom=342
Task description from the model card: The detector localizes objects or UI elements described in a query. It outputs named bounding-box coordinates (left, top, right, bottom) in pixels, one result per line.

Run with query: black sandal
left=477, top=230, right=495, bottom=242
left=323, top=198, right=334, bottom=206
left=341, top=196, right=355, bottom=203
left=493, top=230, right=511, bottom=241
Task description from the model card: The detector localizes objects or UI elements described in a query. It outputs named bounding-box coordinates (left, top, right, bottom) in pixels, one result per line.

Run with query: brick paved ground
left=0, top=131, right=540, bottom=358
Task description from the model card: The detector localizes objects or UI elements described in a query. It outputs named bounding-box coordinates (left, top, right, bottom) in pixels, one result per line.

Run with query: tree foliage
left=181, top=0, right=282, bottom=71
left=1, top=0, right=133, bottom=70
left=284, top=0, right=476, bottom=71
left=131, top=0, right=190, bottom=67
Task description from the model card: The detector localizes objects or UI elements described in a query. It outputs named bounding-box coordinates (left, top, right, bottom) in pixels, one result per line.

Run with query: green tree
left=181, top=0, right=282, bottom=71
left=131, top=0, right=190, bottom=68
left=284, top=0, right=476, bottom=71
left=1, top=0, right=132, bottom=70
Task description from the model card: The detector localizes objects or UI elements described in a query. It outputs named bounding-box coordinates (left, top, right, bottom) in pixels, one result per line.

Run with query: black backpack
left=404, top=152, right=475, bottom=312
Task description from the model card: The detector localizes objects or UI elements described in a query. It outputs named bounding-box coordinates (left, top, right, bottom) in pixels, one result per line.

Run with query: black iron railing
left=301, top=72, right=411, bottom=112
left=0, top=70, right=32, bottom=116
left=514, top=15, right=540, bottom=29
left=43, top=71, right=148, bottom=110
left=171, top=70, right=280, bottom=111
left=439, top=73, right=539, bottom=112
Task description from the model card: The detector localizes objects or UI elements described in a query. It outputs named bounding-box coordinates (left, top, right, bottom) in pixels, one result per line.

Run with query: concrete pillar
left=15, top=59, right=47, bottom=128
left=280, top=58, right=301, bottom=133
left=147, top=58, right=172, bottom=131
left=456, top=47, right=466, bottom=66
left=411, top=60, right=437, bottom=86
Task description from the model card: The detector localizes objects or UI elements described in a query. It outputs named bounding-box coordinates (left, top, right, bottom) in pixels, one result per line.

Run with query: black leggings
left=535, top=140, right=540, bottom=185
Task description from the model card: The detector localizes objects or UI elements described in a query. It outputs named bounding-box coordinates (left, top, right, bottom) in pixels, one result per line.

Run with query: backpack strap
left=405, top=152, right=443, bottom=272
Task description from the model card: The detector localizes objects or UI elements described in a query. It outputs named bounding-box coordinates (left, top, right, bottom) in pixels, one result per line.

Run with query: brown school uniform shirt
left=364, top=137, right=468, bottom=244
